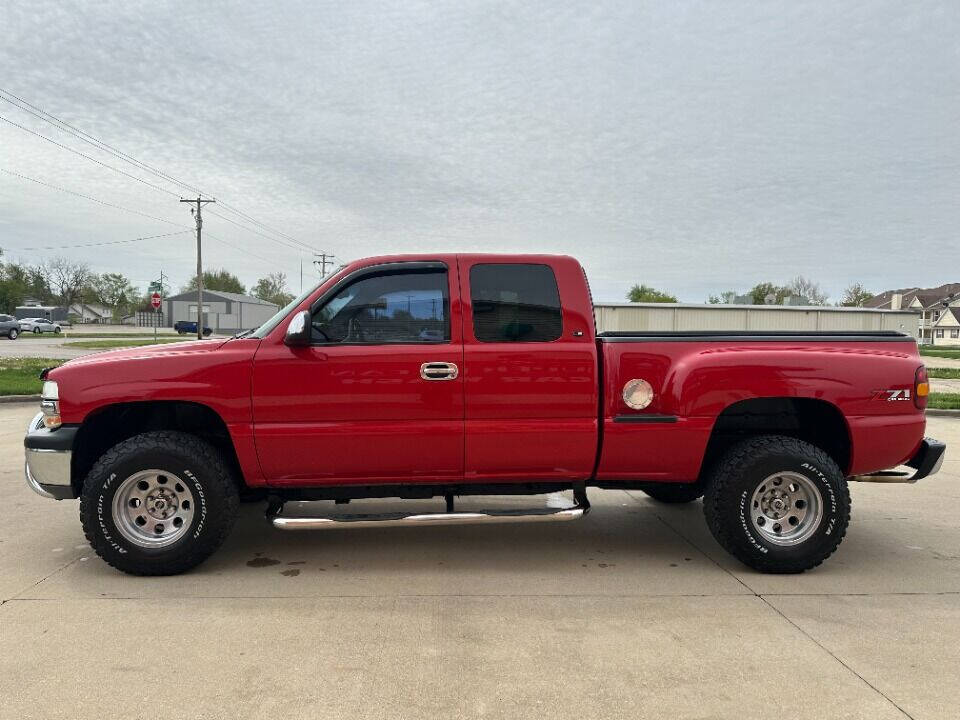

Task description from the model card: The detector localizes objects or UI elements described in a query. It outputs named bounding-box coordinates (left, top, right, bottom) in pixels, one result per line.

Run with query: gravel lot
left=0, top=402, right=957, bottom=720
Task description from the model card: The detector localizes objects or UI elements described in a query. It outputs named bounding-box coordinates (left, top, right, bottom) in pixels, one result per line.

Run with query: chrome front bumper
left=24, top=412, right=75, bottom=500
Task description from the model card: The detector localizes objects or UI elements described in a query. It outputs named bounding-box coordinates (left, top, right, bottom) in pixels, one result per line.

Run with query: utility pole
left=313, top=252, right=335, bottom=277
left=150, top=269, right=167, bottom=342
left=180, top=197, right=216, bottom=340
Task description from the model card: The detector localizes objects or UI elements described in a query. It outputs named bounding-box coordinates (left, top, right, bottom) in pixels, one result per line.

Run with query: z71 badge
left=871, top=388, right=912, bottom=401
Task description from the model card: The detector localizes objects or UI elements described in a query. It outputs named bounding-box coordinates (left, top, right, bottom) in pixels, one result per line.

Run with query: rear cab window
left=469, top=263, right=562, bottom=342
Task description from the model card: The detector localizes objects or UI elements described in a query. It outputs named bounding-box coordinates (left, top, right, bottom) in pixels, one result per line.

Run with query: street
left=1, top=401, right=958, bottom=720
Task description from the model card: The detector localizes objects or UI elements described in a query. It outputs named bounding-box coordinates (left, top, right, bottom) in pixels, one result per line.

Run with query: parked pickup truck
left=173, top=320, right=212, bottom=336
left=25, top=254, right=945, bottom=576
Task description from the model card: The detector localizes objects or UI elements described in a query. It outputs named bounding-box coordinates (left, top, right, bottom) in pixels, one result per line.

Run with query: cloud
left=0, top=0, right=957, bottom=301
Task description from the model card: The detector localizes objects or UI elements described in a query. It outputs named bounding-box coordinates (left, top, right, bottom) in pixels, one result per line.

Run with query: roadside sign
left=151, top=292, right=162, bottom=310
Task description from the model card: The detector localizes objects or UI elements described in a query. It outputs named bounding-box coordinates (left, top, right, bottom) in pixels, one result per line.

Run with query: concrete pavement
left=1, top=402, right=958, bottom=719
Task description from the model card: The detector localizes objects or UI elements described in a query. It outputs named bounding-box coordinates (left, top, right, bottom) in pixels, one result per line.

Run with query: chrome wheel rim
left=749, top=471, right=822, bottom=546
left=112, top=470, right=195, bottom=548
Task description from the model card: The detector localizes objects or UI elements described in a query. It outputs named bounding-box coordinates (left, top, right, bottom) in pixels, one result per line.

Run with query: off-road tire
left=703, top=435, right=850, bottom=574
left=7, top=328, right=17, bottom=340
left=80, top=431, right=240, bottom=576
left=639, top=482, right=705, bottom=504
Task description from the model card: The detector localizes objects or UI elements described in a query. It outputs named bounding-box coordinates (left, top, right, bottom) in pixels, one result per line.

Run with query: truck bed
left=597, top=330, right=913, bottom=342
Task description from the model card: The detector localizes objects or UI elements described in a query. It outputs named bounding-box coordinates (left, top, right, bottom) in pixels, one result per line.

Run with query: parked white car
left=18, top=317, right=61, bottom=334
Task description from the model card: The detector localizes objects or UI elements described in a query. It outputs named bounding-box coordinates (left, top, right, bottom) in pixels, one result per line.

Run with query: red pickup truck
left=25, top=254, right=944, bottom=576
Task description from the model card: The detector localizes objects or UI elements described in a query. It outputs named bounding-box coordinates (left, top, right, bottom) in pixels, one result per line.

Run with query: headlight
left=40, top=380, right=61, bottom=429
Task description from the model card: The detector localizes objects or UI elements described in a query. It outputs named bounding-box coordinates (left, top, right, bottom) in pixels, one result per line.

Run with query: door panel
left=460, top=257, right=599, bottom=481
left=252, top=264, right=464, bottom=486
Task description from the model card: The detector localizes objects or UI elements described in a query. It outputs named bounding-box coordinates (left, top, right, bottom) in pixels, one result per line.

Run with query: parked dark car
left=173, top=321, right=212, bottom=336
left=0, top=314, right=20, bottom=339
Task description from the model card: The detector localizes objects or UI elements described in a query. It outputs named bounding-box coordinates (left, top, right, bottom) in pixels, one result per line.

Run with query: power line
left=0, top=87, right=324, bottom=254
left=205, top=208, right=315, bottom=255
left=0, top=166, right=312, bottom=279
left=14, top=229, right=192, bottom=252
left=0, top=89, right=206, bottom=198
left=2, top=111, right=329, bottom=258
left=0, top=168, right=188, bottom=228
left=0, top=113, right=183, bottom=199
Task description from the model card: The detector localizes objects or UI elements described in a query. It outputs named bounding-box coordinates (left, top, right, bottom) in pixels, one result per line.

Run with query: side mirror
left=284, top=310, right=311, bottom=346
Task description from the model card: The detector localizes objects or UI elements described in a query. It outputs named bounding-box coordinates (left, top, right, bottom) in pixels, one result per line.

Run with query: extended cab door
left=459, top=256, right=599, bottom=482
left=251, top=261, right=464, bottom=485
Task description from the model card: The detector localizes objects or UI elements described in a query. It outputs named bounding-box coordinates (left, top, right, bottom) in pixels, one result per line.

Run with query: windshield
left=250, top=283, right=320, bottom=339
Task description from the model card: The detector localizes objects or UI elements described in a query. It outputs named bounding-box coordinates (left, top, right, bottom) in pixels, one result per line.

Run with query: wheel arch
left=699, top=397, right=852, bottom=481
left=71, top=400, right=247, bottom=496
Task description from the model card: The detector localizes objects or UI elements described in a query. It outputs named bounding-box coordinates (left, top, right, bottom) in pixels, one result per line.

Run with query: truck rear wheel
left=703, top=435, right=850, bottom=574
left=79, top=431, right=240, bottom=576
left=638, top=482, right=704, bottom=504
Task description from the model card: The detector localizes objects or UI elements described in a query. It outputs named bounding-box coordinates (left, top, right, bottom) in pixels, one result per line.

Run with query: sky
left=0, top=0, right=958, bottom=303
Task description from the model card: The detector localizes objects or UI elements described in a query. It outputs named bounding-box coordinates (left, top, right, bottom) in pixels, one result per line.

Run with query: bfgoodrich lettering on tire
left=79, top=431, right=240, bottom=576
left=703, top=435, right=851, bottom=574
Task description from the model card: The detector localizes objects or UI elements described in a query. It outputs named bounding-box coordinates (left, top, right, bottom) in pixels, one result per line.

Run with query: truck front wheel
left=79, top=431, right=240, bottom=575
left=703, top=435, right=850, bottom=574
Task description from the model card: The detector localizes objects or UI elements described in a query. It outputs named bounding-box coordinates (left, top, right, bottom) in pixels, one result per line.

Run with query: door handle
left=420, top=362, right=459, bottom=380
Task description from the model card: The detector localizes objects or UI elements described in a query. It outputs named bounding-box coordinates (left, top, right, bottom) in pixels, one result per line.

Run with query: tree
left=182, top=268, right=246, bottom=295
left=708, top=291, right=738, bottom=305
left=87, top=272, right=137, bottom=319
left=45, top=256, right=91, bottom=308
left=252, top=272, right=294, bottom=307
left=0, top=252, right=51, bottom=312
left=840, top=283, right=874, bottom=307
left=748, top=282, right=791, bottom=305
left=626, top=284, right=678, bottom=303
left=787, top=276, right=828, bottom=305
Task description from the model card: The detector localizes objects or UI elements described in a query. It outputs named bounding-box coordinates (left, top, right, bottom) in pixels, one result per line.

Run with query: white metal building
left=594, top=303, right=918, bottom=336
left=164, top=290, right=278, bottom=333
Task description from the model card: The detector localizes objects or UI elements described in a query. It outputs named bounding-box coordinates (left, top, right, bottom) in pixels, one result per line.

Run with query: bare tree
left=46, top=257, right=91, bottom=308
left=253, top=272, right=294, bottom=306
left=840, top=283, right=874, bottom=307
left=787, top=276, right=828, bottom=305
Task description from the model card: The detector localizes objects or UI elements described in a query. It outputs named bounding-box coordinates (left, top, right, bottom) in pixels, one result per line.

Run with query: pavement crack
left=641, top=497, right=917, bottom=719
left=758, top=595, right=916, bottom=720
left=7, top=554, right=84, bottom=604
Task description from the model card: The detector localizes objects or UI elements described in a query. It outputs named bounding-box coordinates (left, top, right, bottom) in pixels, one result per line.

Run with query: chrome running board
left=848, top=471, right=912, bottom=483
left=272, top=504, right=589, bottom=531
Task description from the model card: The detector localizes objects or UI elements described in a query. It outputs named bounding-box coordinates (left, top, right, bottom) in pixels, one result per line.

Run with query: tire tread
left=702, top=435, right=851, bottom=574
left=79, top=431, right=239, bottom=576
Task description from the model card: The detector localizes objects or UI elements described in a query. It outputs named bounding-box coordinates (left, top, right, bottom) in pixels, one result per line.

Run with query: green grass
left=920, top=347, right=960, bottom=359
left=0, top=358, right=63, bottom=396
left=927, top=367, right=960, bottom=379
left=928, top=392, right=960, bottom=410
left=67, top=338, right=192, bottom=349
left=18, top=332, right=176, bottom=340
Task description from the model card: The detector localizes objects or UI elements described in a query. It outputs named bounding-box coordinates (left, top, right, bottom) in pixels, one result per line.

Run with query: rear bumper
left=905, top=437, right=946, bottom=481
left=851, top=437, right=945, bottom=484
left=24, top=412, right=77, bottom=500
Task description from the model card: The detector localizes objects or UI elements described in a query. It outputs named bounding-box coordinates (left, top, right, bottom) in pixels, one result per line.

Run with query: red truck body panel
left=251, top=257, right=465, bottom=485
left=458, top=254, right=599, bottom=482
left=598, top=339, right=925, bottom=481
left=49, top=253, right=928, bottom=491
